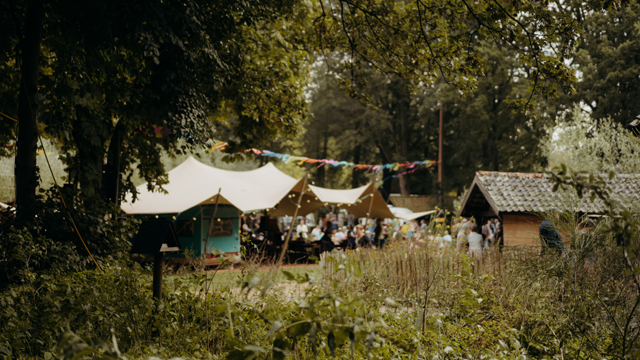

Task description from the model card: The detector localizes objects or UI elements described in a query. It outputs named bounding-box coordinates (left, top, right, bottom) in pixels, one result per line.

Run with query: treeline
left=295, top=3, right=640, bottom=198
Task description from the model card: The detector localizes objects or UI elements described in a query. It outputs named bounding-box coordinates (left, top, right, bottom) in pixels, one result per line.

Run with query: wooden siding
left=503, top=214, right=542, bottom=246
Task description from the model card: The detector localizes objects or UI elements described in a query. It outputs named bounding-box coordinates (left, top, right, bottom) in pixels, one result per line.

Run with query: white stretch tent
left=309, top=183, right=395, bottom=219
left=121, top=156, right=308, bottom=215
left=395, top=210, right=437, bottom=221
left=121, top=156, right=395, bottom=219
left=389, top=206, right=413, bottom=215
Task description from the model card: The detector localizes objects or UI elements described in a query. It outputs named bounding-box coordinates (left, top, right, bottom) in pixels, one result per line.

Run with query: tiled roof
left=473, top=171, right=640, bottom=214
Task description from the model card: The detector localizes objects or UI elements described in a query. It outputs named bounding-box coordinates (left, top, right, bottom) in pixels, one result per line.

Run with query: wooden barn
left=459, top=171, right=640, bottom=246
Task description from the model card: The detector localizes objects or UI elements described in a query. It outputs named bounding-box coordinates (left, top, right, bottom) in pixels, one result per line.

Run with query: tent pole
left=278, top=173, right=308, bottom=266
left=204, top=188, right=222, bottom=256
left=365, top=175, right=376, bottom=246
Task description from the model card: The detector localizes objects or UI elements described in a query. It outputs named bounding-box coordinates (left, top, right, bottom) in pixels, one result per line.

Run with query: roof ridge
left=476, top=171, right=546, bottom=178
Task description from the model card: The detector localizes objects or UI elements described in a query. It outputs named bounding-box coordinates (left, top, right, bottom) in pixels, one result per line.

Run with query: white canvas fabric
left=395, top=210, right=437, bottom=221
left=121, top=156, right=300, bottom=215
left=121, top=156, right=395, bottom=218
left=309, top=183, right=395, bottom=219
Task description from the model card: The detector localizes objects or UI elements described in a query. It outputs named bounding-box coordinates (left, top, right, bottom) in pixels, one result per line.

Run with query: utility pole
left=438, top=103, right=444, bottom=207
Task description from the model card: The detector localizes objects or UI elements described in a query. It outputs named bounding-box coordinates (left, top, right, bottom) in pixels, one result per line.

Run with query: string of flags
left=205, top=140, right=437, bottom=174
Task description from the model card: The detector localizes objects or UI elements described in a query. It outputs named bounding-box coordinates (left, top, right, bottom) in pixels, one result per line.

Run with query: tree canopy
left=573, top=2, right=640, bottom=124
left=1, top=0, right=631, bottom=216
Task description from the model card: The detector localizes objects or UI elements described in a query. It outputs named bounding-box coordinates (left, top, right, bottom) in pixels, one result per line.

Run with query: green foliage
left=0, top=188, right=137, bottom=286
left=303, top=42, right=553, bottom=196
left=573, top=2, right=640, bottom=124
left=541, top=107, right=640, bottom=174
left=312, top=0, right=585, bottom=112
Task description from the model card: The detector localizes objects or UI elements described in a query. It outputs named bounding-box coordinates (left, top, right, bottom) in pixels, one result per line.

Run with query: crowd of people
left=240, top=208, right=591, bottom=260
left=451, top=218, right=503, bottom=257
left=240, top=210, right=508, bottom=259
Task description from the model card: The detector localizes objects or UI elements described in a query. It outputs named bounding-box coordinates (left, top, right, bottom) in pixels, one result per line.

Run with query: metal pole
left=438, top=103, right=444, bottom=207
left=204, top=188, right=222, bottom=255
left=278, top=174, right=308, bottom=265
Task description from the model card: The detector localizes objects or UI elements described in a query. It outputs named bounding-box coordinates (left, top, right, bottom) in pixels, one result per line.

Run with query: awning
left=395, top=210, right=437, bottom=221
left=309, top=182, right=395, bottom=219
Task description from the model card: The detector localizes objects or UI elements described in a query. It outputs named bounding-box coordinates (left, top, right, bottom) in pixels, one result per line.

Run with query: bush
left=0, top=187, right=138, bottom=288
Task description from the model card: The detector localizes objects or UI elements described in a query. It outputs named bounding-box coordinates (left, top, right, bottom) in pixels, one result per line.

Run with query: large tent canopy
left=122, top=156, right=305, bottom=215
left=121, top=156, right=395, bottom=218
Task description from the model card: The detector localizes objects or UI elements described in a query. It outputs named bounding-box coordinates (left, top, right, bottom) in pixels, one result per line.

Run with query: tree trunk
left=380, top=168, right=392, bottom=202
left=398, top=174, right=409, bottom=196
left=103, top=120, right=124, bottom=204
left=351, top=144, right=361, bottom=188
left=15, top=0, right=44, bottom=221
left=317, top=129, right=328, bottom=187
left=72, top=108, right=106, bottom=201
left=397, top=95, right=410, bottom=196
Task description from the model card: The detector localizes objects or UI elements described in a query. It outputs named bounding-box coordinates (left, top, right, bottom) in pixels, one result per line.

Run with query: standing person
left=355, top=225, right=371, bottom=248
left=374, top=219, right=383, bottom=247
left=456, top=220, right=470, bottom=253
left=380, top=224, right=390, bottom=248
left=323, top=214, right=331, bottom=231
left=539, top=209, right=566, bottom=255
left=482, top=220, right=492, bottom=248
left=441, top=230, right=453, bottom=249
left=496, top=222, right=504, bottom=253
left=259, top=211, right=270, bottom=234
left=347, top=213, right=355, bottom=227
left=468, top=224, right=484, bottom=258
left=296, top=219, right=308, bottom=241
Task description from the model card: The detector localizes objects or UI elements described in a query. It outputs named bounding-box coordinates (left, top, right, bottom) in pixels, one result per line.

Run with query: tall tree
left=305, top=42, right=556, bottom=198
left=433, top=43, right=556, bottom=194
left=573, top=3, right=640, bottom=124
left=2, top=0, right=311, bottom=215
left=11, top=0, right=44, bottom=221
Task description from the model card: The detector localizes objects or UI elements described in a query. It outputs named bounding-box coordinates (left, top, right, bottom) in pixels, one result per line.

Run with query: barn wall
left=503, top=214, right=543, bottom=246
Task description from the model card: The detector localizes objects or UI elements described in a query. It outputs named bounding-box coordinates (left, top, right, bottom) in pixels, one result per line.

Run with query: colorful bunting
left=205, top=140, right=436, bottom=174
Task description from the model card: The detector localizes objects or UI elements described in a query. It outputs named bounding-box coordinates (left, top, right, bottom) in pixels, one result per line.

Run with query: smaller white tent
left=309, top=183, right=395, bottom=219
left=395, top=210, right=437, bottom=221
left=0, top=202, right=8, bottom=209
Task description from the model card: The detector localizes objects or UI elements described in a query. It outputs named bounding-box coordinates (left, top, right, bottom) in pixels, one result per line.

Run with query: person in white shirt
left=334, top=227, right=347, bottom=243
left=296, top=220, right=308, bottom=241
left=441, top=230, right=453, bottom=248
left=467, top=223, right=484, bottom=258
left=311, top=224, right=323, bottom=241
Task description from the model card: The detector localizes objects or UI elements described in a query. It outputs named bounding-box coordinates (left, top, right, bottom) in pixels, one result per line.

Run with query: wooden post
left=153, top=252, right=164, bottom=301
left=438, top=103, right=444, bottom=207
left=278, top=174, right=308, bottom=265
left=204, top=188, right=222, bottom=255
